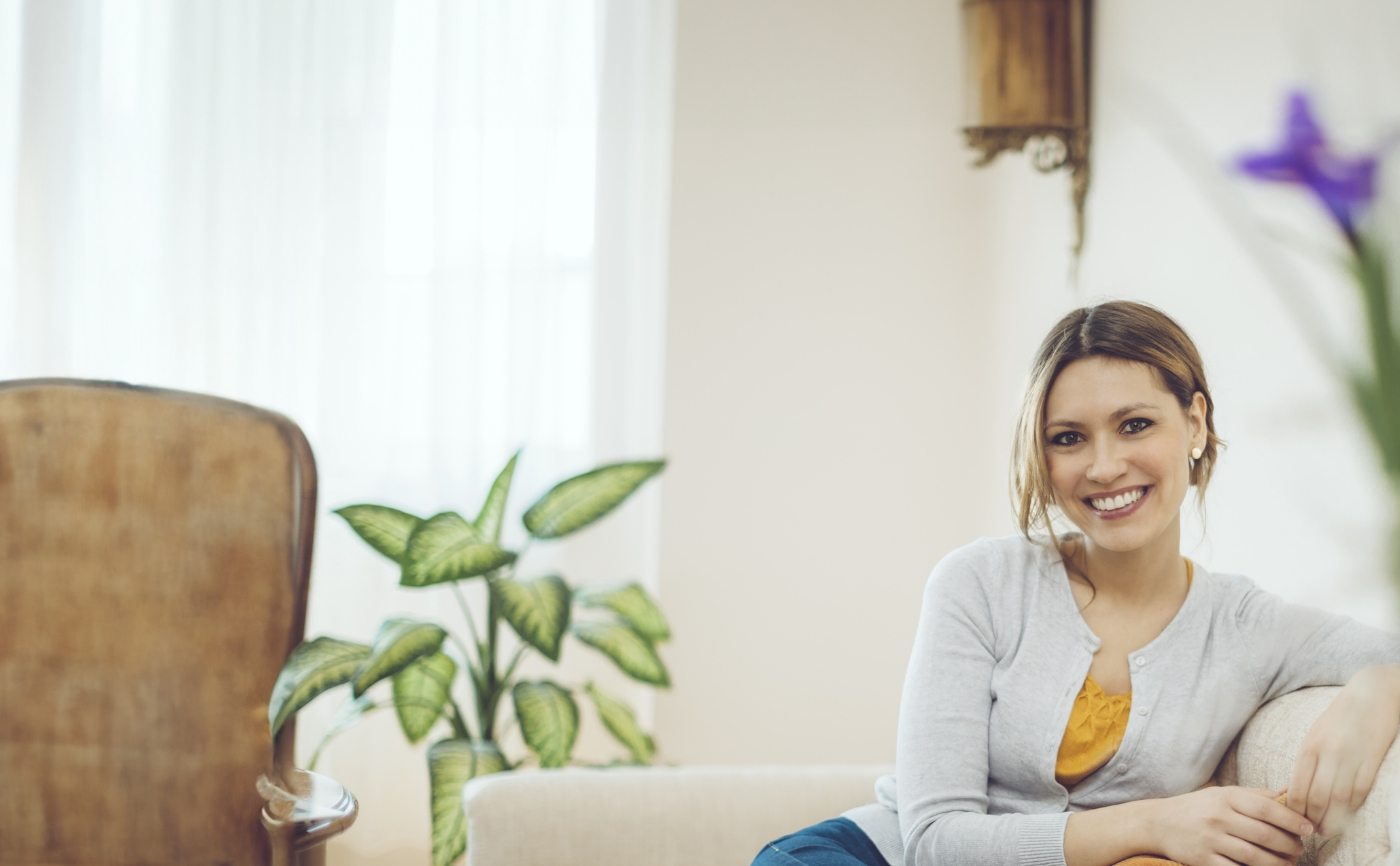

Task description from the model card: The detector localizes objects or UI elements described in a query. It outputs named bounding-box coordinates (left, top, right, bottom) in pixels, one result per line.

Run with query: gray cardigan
left=841, top=535, right=1400, bottom=866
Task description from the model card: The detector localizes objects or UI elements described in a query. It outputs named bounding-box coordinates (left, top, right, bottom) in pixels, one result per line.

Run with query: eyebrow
left=1044, top=402, right=1160, bottom=430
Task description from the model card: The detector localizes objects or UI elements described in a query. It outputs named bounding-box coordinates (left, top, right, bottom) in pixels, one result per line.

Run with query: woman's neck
left=1069, top=520, right=1186, bottom=606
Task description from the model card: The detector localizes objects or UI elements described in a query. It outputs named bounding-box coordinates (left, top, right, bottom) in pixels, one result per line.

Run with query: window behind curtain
left=0, top=1, right=674, bottom=857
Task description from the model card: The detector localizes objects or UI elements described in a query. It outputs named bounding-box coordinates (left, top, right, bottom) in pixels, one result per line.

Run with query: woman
left=752, top=301, right=1400, bottom=866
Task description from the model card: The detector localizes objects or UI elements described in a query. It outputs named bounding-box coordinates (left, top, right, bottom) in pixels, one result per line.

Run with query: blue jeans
left=751, top=817, right=888, bottom=866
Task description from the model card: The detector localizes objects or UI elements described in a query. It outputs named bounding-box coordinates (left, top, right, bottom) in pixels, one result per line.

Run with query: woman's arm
left=1236, top=580, right=1400, bottom=703
left=1064, top=789, right=1308, bottom=866
left=895, top=543, right=1071, bottom=866
left=1232, top=580, right=1400, bottom=837
left=1286, top=663, right=1400, bottom=836
left=1062, top=799, right=1158, bottom=866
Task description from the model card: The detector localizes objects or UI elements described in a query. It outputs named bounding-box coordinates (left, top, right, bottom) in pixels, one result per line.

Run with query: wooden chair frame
left=0, top=378, right=356, bottom=865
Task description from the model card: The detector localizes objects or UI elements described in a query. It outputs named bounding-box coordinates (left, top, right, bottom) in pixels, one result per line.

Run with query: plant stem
left=473, top=680, right=490, bottom=742
left=484, top=581, right=500, bottom=740
left=499, top=644, right=528, bottom=688
left=448, top=632, right=487, bottom=696
left=447, top=580, right=494, bottom=738
left=476, top=556, right=529, bottom=742
left=451, top=581, right=484, bottom=651
left=476, top=645, right=530, bottom=744
left=445, top=696, right=472, bottom=741
left=1356, top=242, right=1400, bottom=475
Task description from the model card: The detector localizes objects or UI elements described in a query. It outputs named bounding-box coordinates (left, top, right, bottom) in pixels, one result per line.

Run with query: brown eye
left=1122, top=418, right=1152, bottom=434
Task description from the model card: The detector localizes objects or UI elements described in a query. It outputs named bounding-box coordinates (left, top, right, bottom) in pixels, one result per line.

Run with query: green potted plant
left=266, top=451, right=670, bottom=866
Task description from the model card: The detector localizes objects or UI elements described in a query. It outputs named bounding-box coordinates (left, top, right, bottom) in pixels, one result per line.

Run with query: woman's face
left=1042, top=356, right=1207, bottom=555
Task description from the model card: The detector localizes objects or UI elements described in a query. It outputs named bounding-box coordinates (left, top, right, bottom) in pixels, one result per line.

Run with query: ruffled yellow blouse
left=1054, top=561, right=1193, bottom=787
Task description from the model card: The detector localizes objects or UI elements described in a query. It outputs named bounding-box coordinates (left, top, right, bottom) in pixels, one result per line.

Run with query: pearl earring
left=1190, top=447, right=1203, bottom=461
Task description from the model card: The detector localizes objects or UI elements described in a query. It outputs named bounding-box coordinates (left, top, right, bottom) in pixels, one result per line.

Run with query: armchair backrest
left=0, top=379, right=315, bottom=865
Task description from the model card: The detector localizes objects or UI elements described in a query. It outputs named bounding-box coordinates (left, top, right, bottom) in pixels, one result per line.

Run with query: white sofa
left=462, top=687, right=1399, bottom=866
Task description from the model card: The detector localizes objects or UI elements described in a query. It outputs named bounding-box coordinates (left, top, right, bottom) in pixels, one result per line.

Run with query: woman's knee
left=751, top=840, right=804, bottom=865
left=749, top=818, right=886, bottom=866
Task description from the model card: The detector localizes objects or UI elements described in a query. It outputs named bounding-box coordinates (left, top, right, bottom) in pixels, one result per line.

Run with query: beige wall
left=655, top=0, right=1009, bottom=766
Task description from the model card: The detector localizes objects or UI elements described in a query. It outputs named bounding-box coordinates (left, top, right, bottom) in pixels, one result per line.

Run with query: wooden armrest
left=259, top=767, right=358, bottom=864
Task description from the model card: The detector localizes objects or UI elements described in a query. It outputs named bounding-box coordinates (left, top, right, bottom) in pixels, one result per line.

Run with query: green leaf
left=309, top=694, right=378, bottom=770
left=402, top=512, right=518, bottom=587
left=392, top=651, right=458, bottom=743
left=268, top=637, right=371, bottom=737
left=584, top=681, right=655, bottom=764
left=428, top=739, right=509, bottom=866
left=475, top=450, right=520, bottom=543
left=428, top=740, right=473, bottom=866
left=492, top=574, right=571, bottom=661
left=522, top=459, right=665, bottom=540
left=571, top=621, right=670, bottom=687
left=335, top=504, right=421, bottom=563
left=575, top=582, right=670, bottom=643
left=351, top=618, right=448, bottom=697
left=470, top=739, right=510, bottom=775
left=512, top=680, right=579, bottom=768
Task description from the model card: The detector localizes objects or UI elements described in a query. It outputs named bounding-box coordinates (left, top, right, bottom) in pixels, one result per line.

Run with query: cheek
left=1044, top=457, right=1077, bottom=503
left=1147, top=442, right=1189, bottom=481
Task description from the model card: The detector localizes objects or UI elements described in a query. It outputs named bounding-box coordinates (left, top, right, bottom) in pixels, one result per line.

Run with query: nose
left=1085, top=439, right=1127, bottom=485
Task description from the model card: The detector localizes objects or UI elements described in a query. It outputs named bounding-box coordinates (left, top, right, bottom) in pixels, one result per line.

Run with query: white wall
left=1073, top=0, right=1400, bottom=623
left=656, top=0, right=1400, bottom=768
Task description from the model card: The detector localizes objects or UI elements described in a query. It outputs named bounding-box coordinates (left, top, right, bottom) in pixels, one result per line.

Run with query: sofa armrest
left=1216, top=686, right=1397, bottom=866
left=461, top=764, right=888, bottom=866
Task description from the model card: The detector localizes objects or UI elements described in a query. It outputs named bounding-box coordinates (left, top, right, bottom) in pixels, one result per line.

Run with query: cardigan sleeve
left=1233, top=576, right=1400, bottom=703
left=895, top=541, right=1070, bottom=866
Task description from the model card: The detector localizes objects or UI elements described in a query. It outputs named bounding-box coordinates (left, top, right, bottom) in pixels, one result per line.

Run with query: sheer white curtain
left=0, top=0, right=674, bottom=860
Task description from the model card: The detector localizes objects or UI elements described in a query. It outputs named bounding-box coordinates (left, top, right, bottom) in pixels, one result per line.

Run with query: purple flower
left=1237, top=91, right=1378, bottom=242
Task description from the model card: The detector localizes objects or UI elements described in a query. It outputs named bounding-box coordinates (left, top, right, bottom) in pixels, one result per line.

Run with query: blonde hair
left=1011, top=301, right=1224, bottom=542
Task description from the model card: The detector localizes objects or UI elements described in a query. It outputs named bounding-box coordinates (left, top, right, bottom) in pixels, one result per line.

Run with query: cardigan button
left=1134, top=656, right=1146, bottom=666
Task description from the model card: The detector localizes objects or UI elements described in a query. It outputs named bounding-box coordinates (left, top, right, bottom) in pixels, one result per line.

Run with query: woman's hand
left=1152, top=786, right=1308, bottom=866
left=1287, top=665, right=1400, bottom=837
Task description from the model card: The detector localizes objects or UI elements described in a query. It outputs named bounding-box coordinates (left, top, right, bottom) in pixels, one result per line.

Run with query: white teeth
left=1091, top=487, right=1144, bottom=512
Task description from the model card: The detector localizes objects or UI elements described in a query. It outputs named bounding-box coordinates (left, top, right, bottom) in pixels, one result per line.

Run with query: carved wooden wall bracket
left=961, top=0, right=1092, bottom=256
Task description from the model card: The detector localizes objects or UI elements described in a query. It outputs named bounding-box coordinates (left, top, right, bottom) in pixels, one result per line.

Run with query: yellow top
left=1054, top=560, right=1193, bottom=787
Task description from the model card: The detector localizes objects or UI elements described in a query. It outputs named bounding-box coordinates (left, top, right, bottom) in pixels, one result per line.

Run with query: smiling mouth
left=1085, top=486, right=1150, bottom=515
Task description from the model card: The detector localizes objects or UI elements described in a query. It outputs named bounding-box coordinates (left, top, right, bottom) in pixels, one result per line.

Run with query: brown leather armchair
left=0, top=379, right=356, bottom=866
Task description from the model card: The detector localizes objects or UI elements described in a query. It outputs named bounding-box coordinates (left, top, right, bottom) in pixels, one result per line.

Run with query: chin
left=1083, top=531, right=1153, bottom=553
left=1064, top=511, right=1161, bottom=554
left=1076, top=514, right=1178, bottom=555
